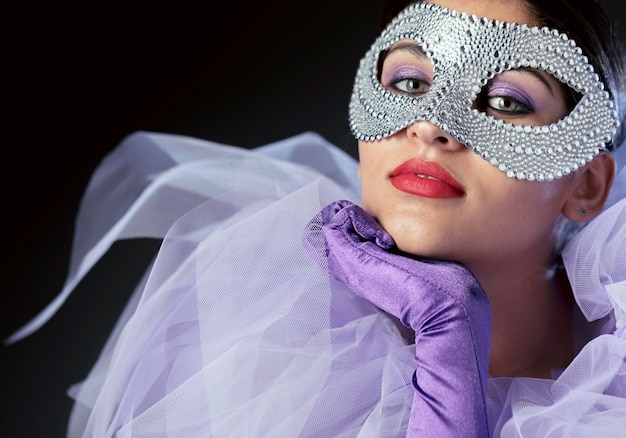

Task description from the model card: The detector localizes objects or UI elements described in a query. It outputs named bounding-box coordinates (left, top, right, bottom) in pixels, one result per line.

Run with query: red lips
left=390, top=159, right=465, bottom=198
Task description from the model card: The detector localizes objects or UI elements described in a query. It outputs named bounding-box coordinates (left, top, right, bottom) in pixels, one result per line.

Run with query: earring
left=581, top=207, right=588, bottom=216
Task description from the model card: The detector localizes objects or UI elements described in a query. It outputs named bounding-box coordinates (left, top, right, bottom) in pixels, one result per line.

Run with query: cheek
left=510, top=177, right=571, bottom=210
left=357, top=143, right=384, bottom=197
left=358, top=173, right=382, bottom=214
left=539, top=178, right=571, bottom=201
left=479, top=179, right=569, bottom=240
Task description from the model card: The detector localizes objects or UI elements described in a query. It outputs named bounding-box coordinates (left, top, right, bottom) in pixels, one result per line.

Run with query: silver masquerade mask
left=349, top=2, right=619, bottom=181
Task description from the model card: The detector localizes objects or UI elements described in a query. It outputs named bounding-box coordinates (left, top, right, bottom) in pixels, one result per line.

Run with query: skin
left=358, top=0, right=615, bottom=378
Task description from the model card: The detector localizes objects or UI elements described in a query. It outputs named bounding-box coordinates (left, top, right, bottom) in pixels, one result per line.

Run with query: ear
left=562, top=152, right=615, bottom=221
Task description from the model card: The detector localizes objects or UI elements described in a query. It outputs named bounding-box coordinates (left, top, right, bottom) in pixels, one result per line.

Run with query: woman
left=7, top=0, right=625, bottom=436
left=355, top=0, right=621, bottom=377
left=321, top=0, right=624, bottom=434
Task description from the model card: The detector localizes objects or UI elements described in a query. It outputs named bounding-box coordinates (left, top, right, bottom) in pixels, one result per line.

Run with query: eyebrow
left=517, top=67, right=556, bottom=96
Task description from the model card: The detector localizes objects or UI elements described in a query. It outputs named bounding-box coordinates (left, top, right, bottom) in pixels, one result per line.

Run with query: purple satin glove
left=306, top=200, right=492, bottom=437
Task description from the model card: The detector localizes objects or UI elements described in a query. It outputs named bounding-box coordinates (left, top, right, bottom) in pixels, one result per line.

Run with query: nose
left=406, top=120, right=465, bottom=152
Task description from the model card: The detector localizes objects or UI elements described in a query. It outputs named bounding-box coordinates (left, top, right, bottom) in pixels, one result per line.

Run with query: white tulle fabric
left=9, top=131, right=625, bottom=437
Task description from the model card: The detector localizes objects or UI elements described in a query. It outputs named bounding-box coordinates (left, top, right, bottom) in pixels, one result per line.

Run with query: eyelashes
left=388, top=67, right=432, bottom=86
left=382, top=66, right=432, bottom=96
left=480, top=81, right=535, bottom=114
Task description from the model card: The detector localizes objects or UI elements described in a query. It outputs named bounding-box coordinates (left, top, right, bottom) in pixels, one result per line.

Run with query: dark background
left=1, top=1, right=624, bottom=436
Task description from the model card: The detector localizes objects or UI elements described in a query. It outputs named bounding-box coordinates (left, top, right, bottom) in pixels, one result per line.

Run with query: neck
left=472, top=259, right=575, bottom=379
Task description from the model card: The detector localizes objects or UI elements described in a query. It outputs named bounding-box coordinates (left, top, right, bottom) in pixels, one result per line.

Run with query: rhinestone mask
left=349, top=2, right=619, bottom=181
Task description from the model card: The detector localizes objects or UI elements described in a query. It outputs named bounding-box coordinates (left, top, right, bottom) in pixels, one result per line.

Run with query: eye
left=475, top=77, right=535, bottom=117
left=378, top=41, right=434, bottom=98
left=389, top=77, right=430, bottom=95
left=485, top=95, right=530, bottom=114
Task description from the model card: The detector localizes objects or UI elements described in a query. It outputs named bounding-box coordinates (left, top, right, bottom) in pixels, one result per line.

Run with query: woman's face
left=358, top=0, right=577, bottom=274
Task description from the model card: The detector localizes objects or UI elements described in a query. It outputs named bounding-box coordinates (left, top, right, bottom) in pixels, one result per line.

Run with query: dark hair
left=380, top=0, right=626, bottom=148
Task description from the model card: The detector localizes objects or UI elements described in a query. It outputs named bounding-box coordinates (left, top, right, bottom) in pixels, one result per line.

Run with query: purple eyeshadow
left=389, top=67, right=431, bottom=84
left=487, top=82, right=534, bottom=110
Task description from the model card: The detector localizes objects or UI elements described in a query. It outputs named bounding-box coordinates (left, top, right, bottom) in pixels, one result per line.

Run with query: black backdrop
left=2, top=1, right=624, bottom=436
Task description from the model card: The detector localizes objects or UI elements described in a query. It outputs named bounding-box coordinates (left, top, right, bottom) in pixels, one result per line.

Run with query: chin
left=396, top=244, right=449, bottom=261
left=370, top=206, right=458, bottom=259
left=387, top=228, right=442, bottom=259
left=385, top=226, right=460, bottom=263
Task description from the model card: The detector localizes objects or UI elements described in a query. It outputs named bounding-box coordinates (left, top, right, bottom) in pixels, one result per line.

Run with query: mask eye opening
left=567, top=87, right=582, bottom=112
left=376, top=49, right=389, bottom=82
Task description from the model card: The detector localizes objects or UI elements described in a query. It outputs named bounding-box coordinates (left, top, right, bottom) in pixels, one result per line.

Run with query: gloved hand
left=308, top=199, right=492, bottom=437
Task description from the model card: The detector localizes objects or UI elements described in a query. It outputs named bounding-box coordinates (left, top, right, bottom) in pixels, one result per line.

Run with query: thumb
left=325, top=201, right=395, bottom=250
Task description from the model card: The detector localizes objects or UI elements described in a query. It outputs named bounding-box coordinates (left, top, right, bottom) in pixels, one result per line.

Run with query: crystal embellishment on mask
left=349, top=2, right=619, bottom=181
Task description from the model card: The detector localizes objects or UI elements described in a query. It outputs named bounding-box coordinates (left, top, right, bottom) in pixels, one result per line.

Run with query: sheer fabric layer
left=34, top=131, right=625, bottom=437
